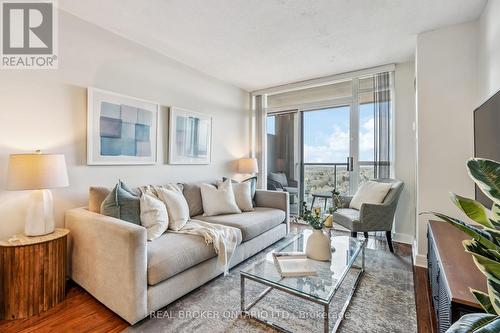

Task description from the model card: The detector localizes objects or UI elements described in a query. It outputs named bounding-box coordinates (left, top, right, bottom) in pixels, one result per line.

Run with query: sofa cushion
left=194, top=207, right=285, bottom=242
left=147, top=232, right=218, bottom=285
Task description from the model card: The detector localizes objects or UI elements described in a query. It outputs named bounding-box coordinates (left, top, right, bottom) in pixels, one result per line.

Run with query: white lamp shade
left=238, top=158, right=258, bottom=174
left=7, top=154, right=69, bottom=191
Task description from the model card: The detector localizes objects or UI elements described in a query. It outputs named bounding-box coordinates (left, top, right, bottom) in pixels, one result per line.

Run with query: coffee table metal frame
left=240, top=234, right=366, bottom=333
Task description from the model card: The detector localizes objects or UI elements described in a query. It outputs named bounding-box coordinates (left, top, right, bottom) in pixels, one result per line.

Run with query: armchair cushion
left=349, top=181, right=392, bottom=210
left=332, top=208, right=360, bottom=230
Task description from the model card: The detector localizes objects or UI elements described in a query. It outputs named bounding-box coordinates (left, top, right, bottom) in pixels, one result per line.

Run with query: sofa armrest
left=359, top=202, right=395, bottom=231
left=65, top=208, right=148, bottom=324
left=255, top=190, right=290, bottom=233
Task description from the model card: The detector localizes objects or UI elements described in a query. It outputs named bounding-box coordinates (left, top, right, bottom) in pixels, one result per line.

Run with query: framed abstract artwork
left=87, top=88, right=159, bottom=165
left=168, top=107, right=212, bottom=165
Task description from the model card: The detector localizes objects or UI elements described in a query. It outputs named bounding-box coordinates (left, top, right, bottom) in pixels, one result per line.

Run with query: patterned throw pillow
left=100, top=180, right=141, bottom=224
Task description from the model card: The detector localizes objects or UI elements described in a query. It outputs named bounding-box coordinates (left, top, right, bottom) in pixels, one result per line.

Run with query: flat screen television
left=474, top=89, right=500, bottom=207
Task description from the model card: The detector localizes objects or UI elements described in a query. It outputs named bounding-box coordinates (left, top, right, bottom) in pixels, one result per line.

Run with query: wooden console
left=427, top=220, right=487, bottom=332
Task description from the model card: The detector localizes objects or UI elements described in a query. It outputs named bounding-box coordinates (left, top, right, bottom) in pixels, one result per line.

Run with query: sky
left=302, top=104, right=374, bottom=163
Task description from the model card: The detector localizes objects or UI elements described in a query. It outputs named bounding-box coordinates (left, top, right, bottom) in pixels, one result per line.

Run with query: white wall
left=0, top=11, right=250, bottom=239
left=393, top=61, right=416, bottom=244
left=478, top=0, right=500, bottom=103
left=414, top=22, right=478, bottom=265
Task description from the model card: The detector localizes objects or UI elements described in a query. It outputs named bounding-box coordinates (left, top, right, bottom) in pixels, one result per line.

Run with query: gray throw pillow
left=100, top=181, right=141, bottom=224
left=180, top=182, right=205, bottom=217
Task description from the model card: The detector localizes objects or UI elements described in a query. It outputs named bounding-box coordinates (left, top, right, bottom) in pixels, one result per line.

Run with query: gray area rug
left=126, top=234, right=417, bottom=333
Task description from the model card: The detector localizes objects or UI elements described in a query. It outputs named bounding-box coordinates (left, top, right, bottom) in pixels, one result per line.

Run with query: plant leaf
left=463, top=239, right=498, bottom=261
left=487, top=227, right=500, bottom=242
left=468, top=252, right=500, bottom=284
left=467, top=159, right=500, bottom=205
left=431, top=212, right=500, bottom=250
left=488, top=279, right=500, bottom=315
left=451, top=193, right=494, bottom=228
left=471, top=289, right=497, bottom=314
left=487, top=249, right=500, bottom=262
left=492, top=204, right=500, bottom=228
left=445, top=313, right=500, bottom=332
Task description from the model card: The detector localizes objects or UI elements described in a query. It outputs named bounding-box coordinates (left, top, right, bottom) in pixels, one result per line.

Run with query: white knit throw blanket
left=172, top=220, right=241, bottom=275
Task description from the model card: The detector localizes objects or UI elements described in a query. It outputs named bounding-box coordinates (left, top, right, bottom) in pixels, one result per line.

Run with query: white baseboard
left=413, top=238, right=427, bottom=267
left=414, top=254, right=427, bottom=268
left=392, top=232, right=414, bottom=245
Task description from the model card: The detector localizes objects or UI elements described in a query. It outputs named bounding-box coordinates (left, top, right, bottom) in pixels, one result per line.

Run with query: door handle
left=347, top=157, right=354, bottom=171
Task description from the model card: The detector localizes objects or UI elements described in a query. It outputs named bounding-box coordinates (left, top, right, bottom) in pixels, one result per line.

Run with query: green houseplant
left=429, top=158, right=500, bottom=332
left=300, top=201, right=327, bottom=229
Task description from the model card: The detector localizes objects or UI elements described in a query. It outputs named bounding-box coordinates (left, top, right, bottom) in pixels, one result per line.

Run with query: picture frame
left=87, top=87, right=159, bottom=165
left=168, top=107, right=212, bottom=165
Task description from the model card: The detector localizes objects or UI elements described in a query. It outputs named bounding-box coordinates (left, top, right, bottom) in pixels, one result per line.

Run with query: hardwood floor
left=0, top=228, right=435, bottom=333
left=414, top=266, right=438, bottom=333
left=0, top=281, right=128, bottom=333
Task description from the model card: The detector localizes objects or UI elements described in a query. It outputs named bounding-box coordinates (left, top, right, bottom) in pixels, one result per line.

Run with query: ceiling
left=59, top=0, right=487, bottom=91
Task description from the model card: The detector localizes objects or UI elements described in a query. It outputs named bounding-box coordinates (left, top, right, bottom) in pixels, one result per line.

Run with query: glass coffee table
left=240, top=231, right=366, bottom=333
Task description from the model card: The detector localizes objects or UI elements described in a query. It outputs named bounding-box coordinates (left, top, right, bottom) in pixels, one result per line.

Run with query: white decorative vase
left=306, top=229, right=332, bottom=261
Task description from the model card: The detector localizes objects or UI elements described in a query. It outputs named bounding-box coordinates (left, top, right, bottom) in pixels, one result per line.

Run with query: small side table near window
left=0, top=228, right=69, bottom=320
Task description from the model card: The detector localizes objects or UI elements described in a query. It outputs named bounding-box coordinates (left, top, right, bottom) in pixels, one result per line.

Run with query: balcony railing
left=303, top=163, right=349, bottom=209
left=303, top=161, right=377, bottom=211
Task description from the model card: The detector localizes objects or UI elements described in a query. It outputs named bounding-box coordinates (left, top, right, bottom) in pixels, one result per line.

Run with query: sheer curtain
left=373, top=72, right=391, bottom=179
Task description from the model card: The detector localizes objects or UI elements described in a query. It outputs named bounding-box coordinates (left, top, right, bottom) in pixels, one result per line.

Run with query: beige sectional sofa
left=65, top=182, right=289, bottom=325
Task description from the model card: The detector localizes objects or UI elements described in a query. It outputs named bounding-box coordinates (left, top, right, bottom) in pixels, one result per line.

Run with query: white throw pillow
left=219, top=180, right=254, bottom=212
left=156, top=187, right=190, bottom=231
left=349, top=181, right=393, bottom=210
left=201, top=180, right=241, bottom=216
left=140, top=193, right=168, bottom=241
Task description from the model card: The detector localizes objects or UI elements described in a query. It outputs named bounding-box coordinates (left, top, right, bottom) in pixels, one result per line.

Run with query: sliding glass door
left=264, top=72, right=393, bottom=215
left=301, top=105, right=354, bottom=212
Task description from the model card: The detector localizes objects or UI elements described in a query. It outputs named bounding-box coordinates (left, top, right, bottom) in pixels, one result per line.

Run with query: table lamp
left=7, top=152, right=69, bottom=236
left=238, top=158, right=258, bottom=175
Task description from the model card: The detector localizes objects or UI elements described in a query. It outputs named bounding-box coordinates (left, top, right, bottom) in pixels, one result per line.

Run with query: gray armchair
left=332, top=179, right=404, bottom=252
left=267, top=172, right=298, bottom=204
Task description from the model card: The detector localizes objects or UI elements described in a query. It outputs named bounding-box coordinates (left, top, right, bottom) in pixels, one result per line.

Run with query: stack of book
left=272, top=252, right=317, bottom=277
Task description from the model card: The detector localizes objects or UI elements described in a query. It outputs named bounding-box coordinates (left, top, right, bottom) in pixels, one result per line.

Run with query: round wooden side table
left=0, top=228, right=69, bottom=320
